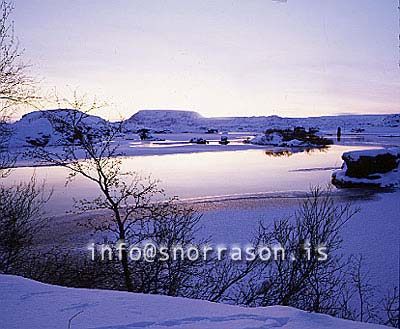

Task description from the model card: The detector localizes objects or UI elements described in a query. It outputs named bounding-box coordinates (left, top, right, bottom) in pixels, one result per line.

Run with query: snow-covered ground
left=0, top=275, right=388, bottom=329
left=197, top=190, right=400, bottom=294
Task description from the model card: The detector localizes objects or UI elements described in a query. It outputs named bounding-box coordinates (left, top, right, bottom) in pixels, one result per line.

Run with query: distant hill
left=126, top=110, right=204, bottom=132
left=6, top=109, right=108, bottom=148
left=128, top=109, right=203, bottom=122
left=123, top=110, right=398, bottom=134
left=4, top=109, right=399, bottom=148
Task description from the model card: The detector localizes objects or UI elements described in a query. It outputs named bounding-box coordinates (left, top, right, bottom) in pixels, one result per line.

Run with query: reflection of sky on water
left=4, top=145, right=377, bottom=214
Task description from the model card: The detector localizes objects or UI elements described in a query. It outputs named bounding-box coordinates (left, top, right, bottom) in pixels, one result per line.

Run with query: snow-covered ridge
left=0, top=275, right=388, bottom=329
left=124, top=110, right=399, bottom=133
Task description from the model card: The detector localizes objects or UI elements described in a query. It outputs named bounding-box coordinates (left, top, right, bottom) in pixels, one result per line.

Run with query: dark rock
left=343, top=152, right=398, bottom=178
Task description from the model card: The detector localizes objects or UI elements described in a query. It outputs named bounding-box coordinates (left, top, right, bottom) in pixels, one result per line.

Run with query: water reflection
left=264, top=147, right=328, bottom=157
left=265, top=150, right=293, bottom=157
left=3, top=145, right=377, bottom=214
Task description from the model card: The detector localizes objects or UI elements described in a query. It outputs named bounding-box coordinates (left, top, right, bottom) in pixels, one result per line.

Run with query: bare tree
left=0, top=0, right=36, bottom=175
left=337, top=257, right=399, bottom=327
left=31, top=95, right=163, bottom=292
left=129, top=202, right=205, bottom=296
left=232, top=188, right=360, bottom=313
left=29, top=94, right=264, bottom=298
left=0, top=176, right=50, bottom=273
left=0, top=0, right=35, bottom=106
left=349, top=255, right=378, bottom=323
left=379, top=287, right=399, bottom=328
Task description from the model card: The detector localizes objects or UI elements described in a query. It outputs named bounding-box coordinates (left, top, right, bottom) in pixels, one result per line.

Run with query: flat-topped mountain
left=126, top=110, right=204, bottom=131
left=128, top=109, right=203, bottom=122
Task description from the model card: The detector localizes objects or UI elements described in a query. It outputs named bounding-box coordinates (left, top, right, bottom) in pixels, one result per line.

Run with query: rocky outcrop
left=332, top=148, right=400, bottom=188
left=250, top=127, right=332, bottom=148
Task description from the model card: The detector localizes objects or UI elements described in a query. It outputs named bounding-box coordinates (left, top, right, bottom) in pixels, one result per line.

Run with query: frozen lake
left=5, top=144, right=378, bottom=213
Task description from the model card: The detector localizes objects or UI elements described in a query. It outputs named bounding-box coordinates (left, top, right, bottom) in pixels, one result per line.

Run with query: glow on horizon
left=13, top=0, right=400, bottom=120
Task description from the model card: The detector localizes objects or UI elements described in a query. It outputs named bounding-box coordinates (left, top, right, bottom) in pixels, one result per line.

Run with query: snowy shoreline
left=8, top=132, right=400, bottom=169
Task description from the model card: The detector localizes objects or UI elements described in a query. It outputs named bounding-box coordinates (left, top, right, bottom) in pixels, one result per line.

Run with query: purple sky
left=13, top=0, right=400, bottom=119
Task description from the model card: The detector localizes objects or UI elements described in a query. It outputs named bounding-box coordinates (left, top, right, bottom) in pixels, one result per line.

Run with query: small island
left=250, top=127, right=333, bottom=148
left=332, top=148, right=400, bottom=188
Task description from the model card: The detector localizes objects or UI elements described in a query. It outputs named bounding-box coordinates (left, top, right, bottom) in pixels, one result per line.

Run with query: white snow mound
left=0, top=275, right=388, bottom=329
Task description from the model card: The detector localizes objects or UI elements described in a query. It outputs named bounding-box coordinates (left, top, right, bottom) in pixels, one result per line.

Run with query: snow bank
left=250, top=132, right=284, bottom=146
left=342, top=148, right=400, bottom=162
left=250, top=135, right=308, bottom=147
left=332, top=148, right=400, bottom=188
left=0, top=275, right=388, bottom=329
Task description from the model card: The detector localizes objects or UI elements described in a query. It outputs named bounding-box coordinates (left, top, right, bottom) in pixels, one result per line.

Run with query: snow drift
left=0, top=275, right=388, bottom=329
